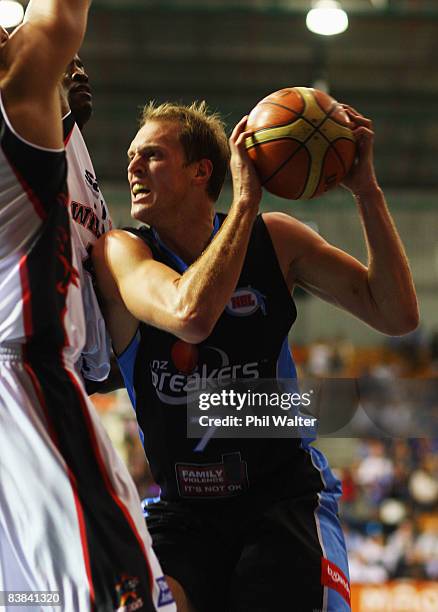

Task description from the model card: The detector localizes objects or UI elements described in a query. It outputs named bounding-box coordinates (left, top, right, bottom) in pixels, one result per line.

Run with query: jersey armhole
left=116, top=329, right=141, bottom=411
left=257, top=214, right=297, bottom=319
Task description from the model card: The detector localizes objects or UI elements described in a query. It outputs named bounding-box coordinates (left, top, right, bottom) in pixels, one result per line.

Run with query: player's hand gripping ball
left=245, top=87, right=356, bottom=200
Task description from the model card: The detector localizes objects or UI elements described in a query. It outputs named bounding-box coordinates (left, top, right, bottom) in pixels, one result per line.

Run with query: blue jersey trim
left=117, top=329, right=141, bottom=409
left=308, top=449, right=350, bottom=610
left=276, top=338, right=344, bottom=524
left=276, top=336, right=297, bottom=379
left=276, top=337, right=319, bottom=443
left=116, top=330, right=144, bottom=442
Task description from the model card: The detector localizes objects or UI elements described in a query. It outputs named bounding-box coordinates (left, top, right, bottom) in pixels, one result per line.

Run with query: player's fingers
left=353, top=126, right=374, bottom=142
left=342, top=102, right=369, bottom=117
left=343, top=105, right=372, bottom=128
left=353, top=127, right=374, bottom=159
left=230, top=116, right=249, bottom=143
left=235, top=129, right=257, bottom=149
left=348, top=112, right=372, bottom=129
left=342, top=103, right=362, bottom=116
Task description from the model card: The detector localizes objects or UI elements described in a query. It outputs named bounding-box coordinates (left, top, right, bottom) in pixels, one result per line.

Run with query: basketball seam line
left=262, top=107, right=335, bottom=190
left=248, top=102, right=349, bottom=150
left=248, top=108, right=325, bottom=145
left=262, top=104, right=347, bottom=197
left=258, top=100, right=301, bottom=117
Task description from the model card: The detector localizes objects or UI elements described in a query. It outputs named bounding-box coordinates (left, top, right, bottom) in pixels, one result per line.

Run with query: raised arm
left=93, top=118, right=262, bottom=352
left=0, top=0, right=91, bottom=149
left=264, top=108, right=419, bottom=336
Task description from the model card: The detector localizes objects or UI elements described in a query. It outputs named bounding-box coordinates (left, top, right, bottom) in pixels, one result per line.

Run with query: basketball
left=245, top=87, right=356, bottom=200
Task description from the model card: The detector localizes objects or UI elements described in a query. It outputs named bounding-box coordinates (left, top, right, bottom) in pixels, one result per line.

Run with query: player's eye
left=144, top=150, right=159, bottom=160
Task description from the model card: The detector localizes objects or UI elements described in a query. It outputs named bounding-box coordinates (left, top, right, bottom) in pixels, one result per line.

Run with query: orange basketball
left=245, top=87, right=356, bottom=200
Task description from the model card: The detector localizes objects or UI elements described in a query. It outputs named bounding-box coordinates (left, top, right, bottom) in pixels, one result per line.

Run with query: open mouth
left=132, top=184, right=151, bottom=197
left=71, top=85, right=92, bottom=96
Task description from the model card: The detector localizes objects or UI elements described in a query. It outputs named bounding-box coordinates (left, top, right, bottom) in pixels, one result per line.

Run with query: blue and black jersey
left=118, top=213, right=339, bottom=504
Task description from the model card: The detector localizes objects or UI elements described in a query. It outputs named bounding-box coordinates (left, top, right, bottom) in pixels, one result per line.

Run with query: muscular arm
left=1, top=0, right=91, bottom=149
left=94, top=206, right=257, bottom=349
left=264, top=109, right=418, bottom=336
left=93, top=118, right=262, bottom=352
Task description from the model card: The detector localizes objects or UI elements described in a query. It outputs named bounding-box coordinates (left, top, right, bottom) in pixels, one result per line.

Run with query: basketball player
left=63, top=55, right=93, bottom=131
left=0, top=2, right=175, bottom=610
left=92, top=101, right=418, bottom=611
left=60, top=54, right=124, bottom=393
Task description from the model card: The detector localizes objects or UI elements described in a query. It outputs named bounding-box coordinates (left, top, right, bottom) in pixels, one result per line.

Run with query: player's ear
left=0, top=29, right=9, bottom=74
left=0, top=26, right=9, bottom=61
left=193, top=158, right=213, bottom=187
left=0, top=27, right=9, bottom=46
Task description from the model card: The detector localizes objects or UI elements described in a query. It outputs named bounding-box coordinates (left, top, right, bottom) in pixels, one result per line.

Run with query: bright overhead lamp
left=0, top=1, right=24, bottom=29
left=306, top=0, right=349, bottom=36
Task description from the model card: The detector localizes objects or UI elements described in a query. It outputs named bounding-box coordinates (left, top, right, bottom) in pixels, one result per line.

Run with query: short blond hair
left=140, top=101, right=230, bottom=201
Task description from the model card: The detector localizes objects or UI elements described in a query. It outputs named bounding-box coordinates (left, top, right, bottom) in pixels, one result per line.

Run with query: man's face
left=127, top=120, right=194, bottom=224
left=63, top=55, right=92, bottom=129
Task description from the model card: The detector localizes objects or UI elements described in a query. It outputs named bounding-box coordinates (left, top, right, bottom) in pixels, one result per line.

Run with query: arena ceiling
left=19, top=0, right=438, bottom=188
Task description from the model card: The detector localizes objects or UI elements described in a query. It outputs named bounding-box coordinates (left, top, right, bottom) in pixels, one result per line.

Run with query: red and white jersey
left=0, top=93, right=84, bottom=365
left=63, top=112, right=112, bottom=381
left=0, top=97, right=176, bottom=611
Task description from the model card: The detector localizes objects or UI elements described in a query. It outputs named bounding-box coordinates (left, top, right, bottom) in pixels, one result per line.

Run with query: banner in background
left=351, top=582, right=438, bottom=612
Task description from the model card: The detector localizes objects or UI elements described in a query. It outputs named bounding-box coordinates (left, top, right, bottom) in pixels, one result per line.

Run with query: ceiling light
left=306, top=1, right=349, bottom=36
left=0, top=1, right=24, bottom=29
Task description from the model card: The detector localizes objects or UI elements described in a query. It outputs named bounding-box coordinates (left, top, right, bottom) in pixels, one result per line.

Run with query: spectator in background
left=356, top=440, right=394, bottom=506
left=349, top=523, right=389, bottom=584
left=408, top=454, right=438, bottom=510
left=412, top=524, right=438, bottom=579
left=307, top=337, right=333, bottom=376
left=383, top=519, right=416, bottom=578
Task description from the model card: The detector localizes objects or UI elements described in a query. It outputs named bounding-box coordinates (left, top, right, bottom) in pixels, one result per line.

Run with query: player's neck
left=154, top=206, right=216, bottom=265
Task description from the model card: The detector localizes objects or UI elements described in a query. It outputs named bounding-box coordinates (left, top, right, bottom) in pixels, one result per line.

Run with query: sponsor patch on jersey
left=115, top=574, right=144, bottom=612
left=225, top=287, right=267, bottom=317
left=71, top=201, right=105, bottom=240
left=156, top=577, right=175, bottom=608
left=321, top=558, right=351, bottom=606
left=175, top=452, right=249, bottom=498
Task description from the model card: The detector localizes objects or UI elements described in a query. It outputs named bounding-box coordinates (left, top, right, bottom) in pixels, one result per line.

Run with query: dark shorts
left=145, top=493, right=351, bottom=612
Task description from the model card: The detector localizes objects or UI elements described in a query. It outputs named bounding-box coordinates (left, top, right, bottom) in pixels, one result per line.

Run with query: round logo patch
left=226, top=287, right=266, bottom=317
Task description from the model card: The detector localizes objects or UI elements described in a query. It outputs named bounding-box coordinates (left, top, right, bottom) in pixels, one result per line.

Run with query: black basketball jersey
left=119, top=214, right=336, bottom=503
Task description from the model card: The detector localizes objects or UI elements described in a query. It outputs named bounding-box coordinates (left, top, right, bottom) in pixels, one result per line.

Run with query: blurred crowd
left=297, top=326, right=438, bottom=379
left=296, top=329, right=438, bottom=584
left=295, top=328, right=438, bottom=438
left=339, top=438, right=437, bottom=583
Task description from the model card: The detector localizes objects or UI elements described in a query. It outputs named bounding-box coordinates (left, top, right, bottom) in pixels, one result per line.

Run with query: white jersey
left=0, top=96, right=84, bottom=362
left=63, top=112, right=112, bottom=381
left=0, top=96, right=176, bottom=611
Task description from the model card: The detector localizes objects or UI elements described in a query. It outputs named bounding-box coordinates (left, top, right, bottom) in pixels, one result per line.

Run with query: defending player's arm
left=265, top=108, right=418, bottom=336
left=0, top=0, right=91, bottom=149
left=93, top=118, right=262, bottom=348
